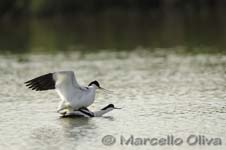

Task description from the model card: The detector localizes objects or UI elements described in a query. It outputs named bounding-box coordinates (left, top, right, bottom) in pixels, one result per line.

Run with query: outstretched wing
left=25, top=71, right=86, bottom=106
left=24, top=71, right=81, bottom=91
left=24, top=73, right=55, bottom=91
left=53, top=71, right=85, bottom=102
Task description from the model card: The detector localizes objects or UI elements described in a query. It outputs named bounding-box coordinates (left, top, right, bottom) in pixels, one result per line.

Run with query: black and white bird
left=62, top=104, right=121, bottom=117
left=24, top=71, right=107, bottom=113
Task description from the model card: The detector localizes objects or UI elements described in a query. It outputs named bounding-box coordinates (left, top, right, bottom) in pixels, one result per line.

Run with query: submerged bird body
left=62, top=104, right=121, bottom=117
left=25, top=71, right=101, bottom=112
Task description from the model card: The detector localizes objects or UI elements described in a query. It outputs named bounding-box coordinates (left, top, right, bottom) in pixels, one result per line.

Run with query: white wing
left=25, top=71, right=85, bottom=101
left=53, top=71, right=86, bottom=103
left=25, top=71, right=93, bottom=110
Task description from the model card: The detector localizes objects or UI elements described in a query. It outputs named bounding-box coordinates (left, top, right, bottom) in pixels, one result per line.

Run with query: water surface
left=0, top=50, right=226, bottom=150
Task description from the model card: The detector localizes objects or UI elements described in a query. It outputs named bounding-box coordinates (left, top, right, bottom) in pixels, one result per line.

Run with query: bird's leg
left=57, top=101, right=72, bottom=113
left=57, top=105, right=74, bottom=116
left=57, top=107, right=67, bottom=113
left=57, top=100, right=65, bottom=112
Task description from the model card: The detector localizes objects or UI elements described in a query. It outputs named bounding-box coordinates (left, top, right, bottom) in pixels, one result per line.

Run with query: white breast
left=79, top=87, right=96, bottom=107
left=54, top=71, right=97, bottom=110
left=58, top=87, right=96, bottom=109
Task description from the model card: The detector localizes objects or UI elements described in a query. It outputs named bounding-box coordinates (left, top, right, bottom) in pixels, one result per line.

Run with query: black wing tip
left=24, top=73, right=55, bottom=91
left=24, top=82, right=30, bottom=88
left=24, top=80, right=31, bottom=85
left=24, top=81, right=33, bottom=87
left=24, top=83, right=37, bottom=91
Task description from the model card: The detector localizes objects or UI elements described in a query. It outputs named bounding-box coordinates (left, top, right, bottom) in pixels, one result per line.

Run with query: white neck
left=90, top=84, right=98, bottom=90
left=94, top=108, right=114, bottom=117
left=88, top=85, right=98, bottom=97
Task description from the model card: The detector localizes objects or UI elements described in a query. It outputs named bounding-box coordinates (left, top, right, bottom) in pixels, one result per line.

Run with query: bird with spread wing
left=25, top=71, right=107, bottom=114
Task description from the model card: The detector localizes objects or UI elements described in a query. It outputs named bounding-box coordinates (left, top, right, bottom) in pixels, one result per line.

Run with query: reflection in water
left=30, top=127, right=63, bottom=147
left=0, top=20, right=30, bottom=53
left=59, top=117, right=92, bottom=129
left=0, top=10, right=226, bottom=53
left=28, top=117, right=97, bottom=150
left=101, top=116, right=115, bottom=121
left=59, top=117, right=97, bottom=146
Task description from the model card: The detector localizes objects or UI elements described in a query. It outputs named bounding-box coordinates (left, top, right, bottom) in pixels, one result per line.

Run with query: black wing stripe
left=34, top=73, right=55, bottom=90
left=79, top=110, right=94, bottom=117
left=25, top=73, right=55, bottom=91
left=27, top=79, right=43, bottom=87
left=26, top=78, right=45, bottom=90
left=33, top=77, right=52, bottom=90
left=41, top=80, right=53, bottom=90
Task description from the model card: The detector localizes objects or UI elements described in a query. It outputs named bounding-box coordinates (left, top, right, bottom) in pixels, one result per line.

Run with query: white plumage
left=54, top=71, right=97, bottom=111
left=25, top=71, right=101, bottom=113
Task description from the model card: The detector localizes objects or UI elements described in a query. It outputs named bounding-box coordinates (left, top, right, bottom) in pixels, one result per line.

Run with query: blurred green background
left=0, top=0, right=225, bottom=53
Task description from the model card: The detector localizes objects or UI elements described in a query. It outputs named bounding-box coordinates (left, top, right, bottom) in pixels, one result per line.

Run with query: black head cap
left=88, top=80, right=100, bottom=87
left=101, top=104, right=115, bottom=110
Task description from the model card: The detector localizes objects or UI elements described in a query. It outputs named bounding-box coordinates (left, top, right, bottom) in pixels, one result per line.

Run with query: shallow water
left=0, top=50, right=225, bottom=150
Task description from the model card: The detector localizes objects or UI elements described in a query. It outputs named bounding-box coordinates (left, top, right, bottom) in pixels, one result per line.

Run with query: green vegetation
left=0, top=0, right=225, bottom=54
left=0, top=0, right=225, bottom=18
